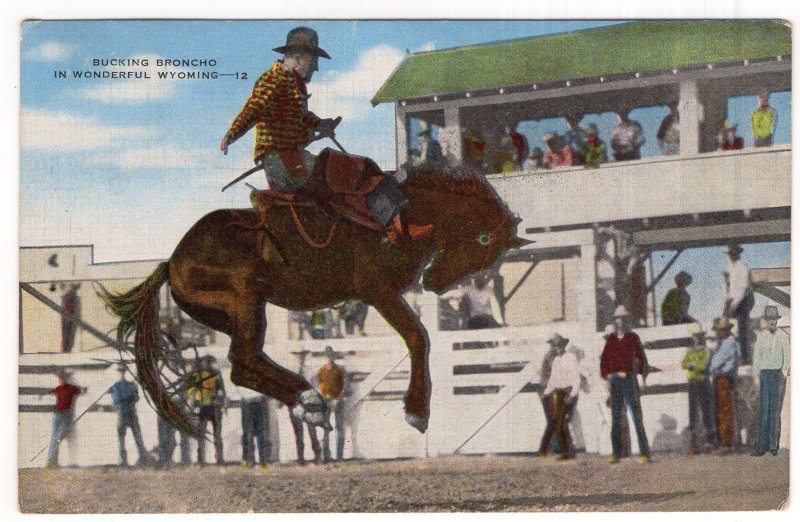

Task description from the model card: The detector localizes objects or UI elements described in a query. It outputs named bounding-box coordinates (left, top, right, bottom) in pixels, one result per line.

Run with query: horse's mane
left=402, top=170, right=498, bottom=201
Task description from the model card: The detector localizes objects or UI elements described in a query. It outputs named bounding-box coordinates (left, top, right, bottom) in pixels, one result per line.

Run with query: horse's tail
left=97, top=262, right=195, bottom=435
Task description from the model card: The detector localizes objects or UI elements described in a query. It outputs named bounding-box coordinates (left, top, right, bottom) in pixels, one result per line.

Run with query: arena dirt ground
left=18, top=451, right=789, bottom=513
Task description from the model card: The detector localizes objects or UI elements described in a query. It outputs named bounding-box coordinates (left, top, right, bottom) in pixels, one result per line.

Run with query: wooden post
left=678, top=79, right=703, bottom=156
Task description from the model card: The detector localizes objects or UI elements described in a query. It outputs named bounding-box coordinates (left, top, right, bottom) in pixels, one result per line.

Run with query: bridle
left=458, top=214, right=510, bottom=270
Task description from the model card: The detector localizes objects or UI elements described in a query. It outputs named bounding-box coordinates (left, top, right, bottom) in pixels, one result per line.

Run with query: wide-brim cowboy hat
left=763, top=306, right=782, bottom=320
left=722, top=120, right=737, bottom=132
left=273, top=27, right=331, bottom=59
left=612, top=305, right=630, bottom=318
left=546, top=333, right=569, bottom=348
left=675, top=271, right=693, bottom=285
left=712, top=316, right=734, bottom=331
left=542, top=133, right=557, bottom=143
left=726, top=244, right=744, bottom=255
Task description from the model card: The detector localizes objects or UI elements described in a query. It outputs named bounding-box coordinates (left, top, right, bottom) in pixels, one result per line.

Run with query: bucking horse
left=98, top=148, right=526, bottom=435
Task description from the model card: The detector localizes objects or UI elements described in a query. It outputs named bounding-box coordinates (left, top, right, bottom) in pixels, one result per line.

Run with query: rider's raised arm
left=224, top=70, right=279, bottom=146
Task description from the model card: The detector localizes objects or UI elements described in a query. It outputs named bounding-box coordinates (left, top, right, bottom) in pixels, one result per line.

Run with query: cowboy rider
left=221, top=27, right=432, bottom=244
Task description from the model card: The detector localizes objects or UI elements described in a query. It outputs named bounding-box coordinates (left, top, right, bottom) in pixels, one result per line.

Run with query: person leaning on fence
left=541, top=343, right=584, bottom=460
left=751, top=306, right=790, bottom=457
left=43, top=371, right=86, bottom=468
left=188, top=355, right=226, bottom=466
left=610, top=110, right=645, bottom=161
left=108, top=366, right=151, bottom=467
left=600, top=305, right=651, bottom=464
left=681, top=323, right=716, bottom=454
left=579, top=123, right=607, bottom=168
left=706, top=317, right=740, bottom=455
left=751, top=91, right=775, bottom=147
left=717, top=120, right=744, bottom=151
left=724, top=244, right=754, bottom=363
left=537, top=333, right=570, bottom=458
left=661, top=271, right=693, bottom=325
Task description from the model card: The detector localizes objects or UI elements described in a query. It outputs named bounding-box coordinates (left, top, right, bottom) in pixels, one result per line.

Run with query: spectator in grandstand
left=660, top=271, right=694, bottom=325
left=537, top=333, right=570, bottom=458
left=285, top=350, right=322, bottom=465
left=600, top=305, right=651, bottom=463
left=463, top=128, right=488, bottom=171
left=506, top=123, right=529, bottom=169
left=541, top=343, right=585, bottom=460
left=610, top=110, right=645, bottom=161
left=410, top=128, right=443, bottom=169
left=751, top=91, right=775, bottom=147
left=316, top=346, right=348, bottom=462
left=579, top=123, right=607, bottom=168
left=43, top=371, right=86, bottom=468
left=109, top=366, right=150, bottom=467
left=717, top=120, right=744, bottom=151
left=188, top=355, right=226, bottom=466
left=231, top=383, right=270, bottom=469
left=562, top=114, right=587, bottom=157
left=707, top=317, right=740, bottom=454
left=542, top=133, right=576, bottom=168
left=463, top=274, right=502, bottom=329
left=523, top=147, right=545, bottom=172
left=656, top=102, right=680, bottom=155
left=681, top=323, right=716, bottom=454
left=339, top=299, right=369, bottom=336
left=751, top=306, right=790, bottom=457
left=723, top=244, right=754, bottom=363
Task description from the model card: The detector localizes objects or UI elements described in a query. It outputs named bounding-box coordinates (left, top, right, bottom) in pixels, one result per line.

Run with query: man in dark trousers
left=109, top=366, right=151, bottom=466
left=600, top=305, right=651, bottom=463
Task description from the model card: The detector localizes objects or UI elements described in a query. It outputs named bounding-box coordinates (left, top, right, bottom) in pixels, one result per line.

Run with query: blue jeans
left=117, top=406, right=148, bottom=465
left=322, top=398, right=346, bottom=461
left=755, top=370, right=783, bottom=454
left=687, top=380, right=716, bottom=449
left=46, top=410, right=73, bottom=467
left=609, top=375, right=650, bottom=457
left=157, top=416, right=191, bottom=465
left=241, top=400, right=269, bottom=465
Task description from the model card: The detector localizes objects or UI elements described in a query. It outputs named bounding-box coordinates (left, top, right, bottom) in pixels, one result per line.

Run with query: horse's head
left=414, top=174, right=529, bottom=294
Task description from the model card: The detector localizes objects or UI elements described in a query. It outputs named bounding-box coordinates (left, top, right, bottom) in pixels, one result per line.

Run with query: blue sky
left=19, top=20, right=790, bottom=324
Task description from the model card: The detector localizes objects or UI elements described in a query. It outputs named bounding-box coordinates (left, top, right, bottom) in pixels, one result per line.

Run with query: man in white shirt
left=542, top=344, right=584, bottom=460
left=724, top=244, right=755, bottom=362
left=751, top=306, right=790, bottom=456
left=230, top=383, right=270, bottom=469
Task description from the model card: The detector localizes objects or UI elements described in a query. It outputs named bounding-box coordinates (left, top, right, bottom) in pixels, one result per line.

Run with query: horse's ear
left=509, top=236, right=534, bottom=249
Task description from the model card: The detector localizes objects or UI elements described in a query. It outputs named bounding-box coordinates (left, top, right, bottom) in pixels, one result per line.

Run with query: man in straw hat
left=600, top=305, right=651, bottom=463
left=536, top=333, right=571, bottom=458
left=706, top=316, right=740, bottom=454
left=717, top=120, right=744, bottom=151
left=108, top=365, right=150, bottom=466
left=751, top=306, right=790, bottom=456
left=541, top=341, right=586, bottom=461
left=43, top=370, right=87, bottom=468
left=661, top=271, right=694, bottom=325
left=750, top=90, right=775, bottom=147
left=681, top=323, right=716, bottom=454
left=188, top=354, right=227, bottom=465
left=723, top=244, right=754, bottom=362
left=578, top=123, right=607, bottom=168
left=222, top=27, right=431, bottom=244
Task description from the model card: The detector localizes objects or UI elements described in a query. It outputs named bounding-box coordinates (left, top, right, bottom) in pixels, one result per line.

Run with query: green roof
left=372, top=21, right=791, bottom=104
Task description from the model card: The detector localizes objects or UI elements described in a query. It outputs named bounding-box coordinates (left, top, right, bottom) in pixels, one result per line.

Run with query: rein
left=289, top=203, right=337, bottom=249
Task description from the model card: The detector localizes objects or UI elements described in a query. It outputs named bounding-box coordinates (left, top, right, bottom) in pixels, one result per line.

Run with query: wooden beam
left=753, top=285, right=790, bottom=308
left=643, top=249, right=684, bottom=297
left=502, top=260, right=540, bottom=305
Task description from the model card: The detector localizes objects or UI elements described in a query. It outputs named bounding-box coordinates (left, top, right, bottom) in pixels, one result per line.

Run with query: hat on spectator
left=586, top=123, right=599, bottom=136
left=612, top=305, right=630, bottom=318
left=687, top=322, right=705, bottom=337
left=674, top=271, right=693, bottom=285
left=542, top=133, right=557, bottom=143
left=726, top=244, right=744, bottom=255
left=722, top=120, right=737, bottom=132
left=762, top=306, right=781, bottom=320
left=546, top=333, right=569, bottom=348
left=712, top=316, right=734, bottom=331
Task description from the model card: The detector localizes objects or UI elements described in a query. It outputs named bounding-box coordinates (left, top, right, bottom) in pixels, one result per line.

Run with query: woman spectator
left=542, top=133, right=576, bottom=168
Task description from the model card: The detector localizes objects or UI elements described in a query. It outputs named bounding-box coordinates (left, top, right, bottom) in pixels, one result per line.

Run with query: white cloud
left=87, top=145, right=208, bottom=169
left=20, top=108, right=157, bottom=152
left=25, top=41, right=75, bottom=61
left=79, top=54, right=182, bottom=103
left=308, top=45, right=406, bottom=120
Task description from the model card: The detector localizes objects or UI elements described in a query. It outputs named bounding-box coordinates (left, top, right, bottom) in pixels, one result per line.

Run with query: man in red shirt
left=45, top=371, right=86, bottom=468
left=600, top=305, right=651, bottom=463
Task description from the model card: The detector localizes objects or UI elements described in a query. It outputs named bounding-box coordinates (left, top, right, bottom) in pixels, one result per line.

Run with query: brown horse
left=99, top=164, right=525, bottom=435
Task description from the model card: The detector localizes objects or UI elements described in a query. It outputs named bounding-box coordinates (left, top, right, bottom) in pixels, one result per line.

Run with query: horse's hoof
left=405, top=412, right=429, bottom=433
left=297, top=389, right=325, bottom=413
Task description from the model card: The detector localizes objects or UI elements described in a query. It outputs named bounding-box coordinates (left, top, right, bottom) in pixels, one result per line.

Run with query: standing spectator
left=506, top=123, right=529, bottom=168
left=750, top=91, right=776, bottom=147
left=610, top=110, right=645, bottom=161
left=109, top=366, right=150, bottom=467
left=656, top=102, right=680, bottom=155
left=523, top=147, right=545, bottom=172
left=231, top=383, right=270, bottom=469
left=463, top=128, right=488, bottom=171
left=600, top=324, right=631, bottom=457
left=717, top=120, right=744, bottom=151
left=541, top=343, right=584, bottom=460
left=340, top=299, right=369, bottom=336
left=751, top=306, right=790, bottom=456
left=579, top=124, right=607, bottom=168
left=724, top=244, right=754, bottom=362
left=289, top=311, right=312, bottom=340
left=464, top=274, right=502, bottom=330
left=542, top=133, right=576, bottom=168
left=661, top=271, right=694, bottom=325
left=60, top=283, right=81, bottom=353
left=310, top=310, right=326, bottom=340
left=288, top=350, right=323, bottom=465
left=316, top=346, right=347, bottom=462
left=537, top=333, right=570, bottom=457
left=188, top=355, right=226, bottom=466
left=562, top=114, right=587, bottom=157
left=410, top=129, right=443, bottom=169
left=600, top=305, right=651, bottom=463
left=707, top=317, right=740, bottom=454
left=681, top=324, right=716, bottom=454
left=156, top=415, right=191, bottom=468
left=44, top=371, right=86, bottom=468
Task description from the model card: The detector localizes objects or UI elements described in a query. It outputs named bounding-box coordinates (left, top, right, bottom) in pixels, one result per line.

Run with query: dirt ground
left=18, top=451, right=789, bottom=513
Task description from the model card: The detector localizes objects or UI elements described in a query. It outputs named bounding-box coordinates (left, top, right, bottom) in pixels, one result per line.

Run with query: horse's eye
left=476, top=233, right=491, bottom=246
